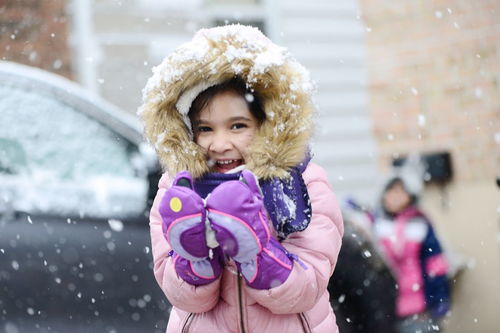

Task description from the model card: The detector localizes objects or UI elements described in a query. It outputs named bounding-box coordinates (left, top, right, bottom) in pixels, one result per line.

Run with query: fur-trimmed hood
left=138, top=24, right=316, bottom=180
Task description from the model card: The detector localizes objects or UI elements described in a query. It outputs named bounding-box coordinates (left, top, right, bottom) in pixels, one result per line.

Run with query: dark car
left=0, top=61, right=168, bottom=332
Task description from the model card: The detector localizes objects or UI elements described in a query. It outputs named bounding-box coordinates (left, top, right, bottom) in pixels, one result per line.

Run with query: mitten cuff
left=238, top=238, right=293, bottom=289
left=170, top=249, right=223, bottom=286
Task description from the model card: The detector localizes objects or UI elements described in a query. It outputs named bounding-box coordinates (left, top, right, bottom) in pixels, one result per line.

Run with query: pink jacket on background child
left=375, top=207, right=449, bottom=318
left=150, top=163, right=343, bottom=332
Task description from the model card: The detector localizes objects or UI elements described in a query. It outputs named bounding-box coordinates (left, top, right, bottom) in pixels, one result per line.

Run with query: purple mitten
left=206, top=170, right=294, bottom=289
left=159, top=171, right=222, bottom=284
left=169, top=248, right=223, bottom=286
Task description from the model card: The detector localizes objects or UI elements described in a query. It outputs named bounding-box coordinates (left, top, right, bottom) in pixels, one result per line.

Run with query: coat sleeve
left=244, top=163, right=344, bottom=314
left=149, top=173, right=221, bottom=313
left=420, top=224, right=451, bottom=313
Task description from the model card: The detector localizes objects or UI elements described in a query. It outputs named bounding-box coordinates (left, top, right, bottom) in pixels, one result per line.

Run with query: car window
left=0, top=138, right=28, bottom=175
left=0, top=86, right=135, bottom=180
left=0, top=85, right=148, bottom=219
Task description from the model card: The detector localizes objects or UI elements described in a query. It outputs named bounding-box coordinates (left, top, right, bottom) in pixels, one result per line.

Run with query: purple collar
left=193, top=172, right=240, bottom=198
left=194, top=156, right=312, bottom=239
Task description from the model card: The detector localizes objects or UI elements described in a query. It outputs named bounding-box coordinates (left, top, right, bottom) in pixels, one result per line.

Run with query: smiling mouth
left=214, top=159, right=243, bottom=172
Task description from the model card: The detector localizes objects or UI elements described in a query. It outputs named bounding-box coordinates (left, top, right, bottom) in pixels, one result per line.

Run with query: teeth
left=217, top=160, right=236, bottom=165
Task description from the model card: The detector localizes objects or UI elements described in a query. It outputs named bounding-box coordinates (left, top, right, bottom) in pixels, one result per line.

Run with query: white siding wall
left=264, top=0, right=378, bottom=204
left=71, top=0, right=204, bottom=114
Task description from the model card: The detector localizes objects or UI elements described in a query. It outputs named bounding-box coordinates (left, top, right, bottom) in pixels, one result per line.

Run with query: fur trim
left=138, top=24, right=316, bottom=180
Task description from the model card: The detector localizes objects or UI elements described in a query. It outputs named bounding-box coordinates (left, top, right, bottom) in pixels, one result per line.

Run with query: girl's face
left=192, top=90, right=258, bottom=173
left=383, top=181, right=411, bottom=214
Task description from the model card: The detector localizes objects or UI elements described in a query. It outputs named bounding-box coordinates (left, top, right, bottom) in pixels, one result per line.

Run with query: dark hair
left=187, top=77, right=266, bottom=129
left=383, top=177, right=404, bottom=193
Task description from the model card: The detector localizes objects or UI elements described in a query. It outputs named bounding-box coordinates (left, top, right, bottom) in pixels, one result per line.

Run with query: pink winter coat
left=149, top=163, right=344, bottom=332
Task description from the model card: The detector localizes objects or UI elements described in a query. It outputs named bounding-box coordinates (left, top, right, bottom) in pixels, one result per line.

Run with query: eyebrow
left=193, top=116, right=253, bottom=126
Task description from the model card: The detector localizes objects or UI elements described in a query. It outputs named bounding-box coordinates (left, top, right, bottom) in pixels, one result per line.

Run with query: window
left=0, top=86, right=136, bottom=180
left=0, top=84, right=148, bottom=219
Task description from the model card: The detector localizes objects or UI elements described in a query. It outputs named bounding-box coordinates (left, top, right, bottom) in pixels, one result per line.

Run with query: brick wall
left=0, top=0, right=72, bottom=78
left=359, top=0, right=499, bottom=182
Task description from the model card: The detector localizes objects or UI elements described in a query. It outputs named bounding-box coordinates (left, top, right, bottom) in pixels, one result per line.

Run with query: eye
left=231, top=123, right=247, bottom=130
left=196, top=126, right=212, bottom=133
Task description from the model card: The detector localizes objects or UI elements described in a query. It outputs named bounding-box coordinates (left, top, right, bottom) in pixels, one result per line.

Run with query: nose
left=209, top=131, right=232, bottom=153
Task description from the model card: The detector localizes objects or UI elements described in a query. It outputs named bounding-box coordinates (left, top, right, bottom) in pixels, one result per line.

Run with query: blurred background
left=0, top=0, right=498, bottom=332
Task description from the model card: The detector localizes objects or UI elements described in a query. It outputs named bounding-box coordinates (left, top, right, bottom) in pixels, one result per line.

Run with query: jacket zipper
left=181, top=278, right=308, bottom=333
left=181, top=312, right=195, bottom=333
left=237, top=273, right=247, bottom=333
left=298, top=312, right=312, bottom=333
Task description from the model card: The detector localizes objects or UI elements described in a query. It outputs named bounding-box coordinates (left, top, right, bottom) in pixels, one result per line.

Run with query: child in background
left=373, top=156, right=451, bottom=333
left=138, top=25, right=343, bottom=332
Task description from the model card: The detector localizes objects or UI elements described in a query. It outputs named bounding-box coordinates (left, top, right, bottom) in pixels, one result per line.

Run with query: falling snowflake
left=108, top=219, right=124, bottom=232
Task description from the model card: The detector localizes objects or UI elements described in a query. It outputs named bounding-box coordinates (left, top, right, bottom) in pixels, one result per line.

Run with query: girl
left=139, top=24, right=343, bottom=332
left=373, top=158, right=451, bottom=333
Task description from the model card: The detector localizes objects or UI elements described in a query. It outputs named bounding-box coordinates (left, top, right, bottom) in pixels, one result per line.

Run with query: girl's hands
left=206, top=170, right=270, bottom=262
left=160, top=170, right=297, bottom=288
left=206, top=170, right=294, bottom=289
left=159, top=171, right=222, bottom=285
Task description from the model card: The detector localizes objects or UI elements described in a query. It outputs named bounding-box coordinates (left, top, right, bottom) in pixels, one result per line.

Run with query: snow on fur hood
left=138, top=24, right=316, bottom=180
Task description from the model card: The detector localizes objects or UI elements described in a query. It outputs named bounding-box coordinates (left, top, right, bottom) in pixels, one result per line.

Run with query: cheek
left=194, top=136, right=210, bottom=151
left=401, top=194, right=411, bottom=206
left=235, top=132, right=255, bottom=154
left=383, top=196, right=393, bottom=209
